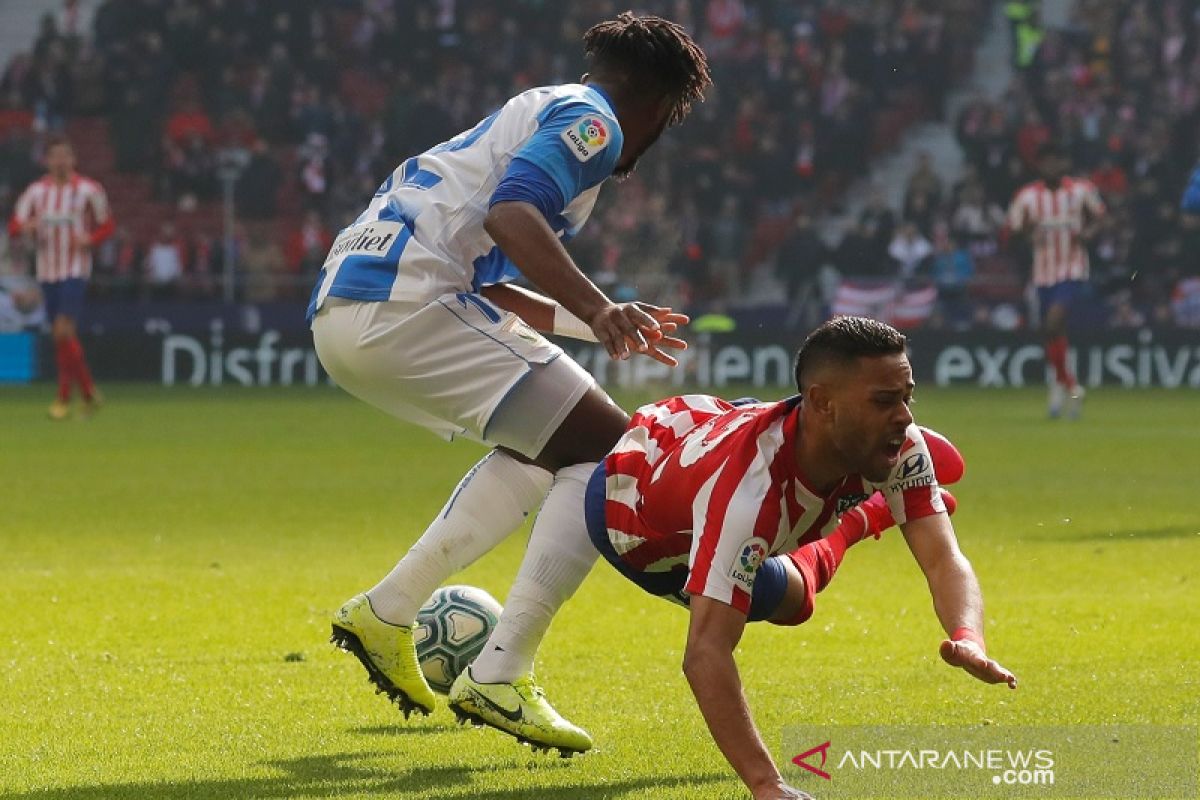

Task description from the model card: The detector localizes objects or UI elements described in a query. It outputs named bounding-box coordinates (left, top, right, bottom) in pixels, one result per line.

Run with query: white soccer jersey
left=307, top=83, right=624, bottom=322
left=1007, top=177, right=1105, bottom=287
left=10, top=175, right=112, bottom=282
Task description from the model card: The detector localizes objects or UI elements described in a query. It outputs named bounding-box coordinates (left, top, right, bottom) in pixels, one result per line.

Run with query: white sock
left=469, top=462, right=599, bottom=684
left=1048, top=380, right=1065, bottom=411
left=365, top=450, right=552, bottom=626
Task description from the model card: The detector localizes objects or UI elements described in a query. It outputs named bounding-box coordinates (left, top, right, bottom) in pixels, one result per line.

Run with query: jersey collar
left=585, top=84, right=617, bottom=117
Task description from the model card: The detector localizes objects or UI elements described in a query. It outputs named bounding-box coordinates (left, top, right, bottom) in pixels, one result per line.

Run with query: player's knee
left=51, top=317, right=73, bottom=340
left=749, top=556, right=814, bottom=626
left=747, top=556, right=787, bottom=622
left=768, top=606, right=814, bottom=627
left=766, top=555, right=817, bottom=627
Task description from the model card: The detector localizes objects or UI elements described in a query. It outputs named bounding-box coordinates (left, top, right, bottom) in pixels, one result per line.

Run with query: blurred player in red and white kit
left=1007, top=142, right=1104, bottom=419
left=584, top=317, right=1015, bottom=800
left=8, top=136, right=114, bottom=419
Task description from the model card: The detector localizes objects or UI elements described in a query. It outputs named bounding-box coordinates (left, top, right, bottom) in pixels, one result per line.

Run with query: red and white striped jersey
left=600, top=395, right=946, bottom=614
left=9, top=174, right=114, bottom=282
left=1007, top=177, right=1104, bottom=287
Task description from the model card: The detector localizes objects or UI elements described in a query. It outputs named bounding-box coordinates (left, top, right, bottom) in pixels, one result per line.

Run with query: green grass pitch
left=1, top=384, right=1197, bottom=799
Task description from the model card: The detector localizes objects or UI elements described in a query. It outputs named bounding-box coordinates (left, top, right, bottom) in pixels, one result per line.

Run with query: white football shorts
left=311, top=293, right=596, bottom=457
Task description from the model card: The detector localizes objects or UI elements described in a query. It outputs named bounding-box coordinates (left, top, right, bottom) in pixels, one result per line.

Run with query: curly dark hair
left=583, top=11, right=711, bottom=126
left=794, top=316, right=908, bottom=391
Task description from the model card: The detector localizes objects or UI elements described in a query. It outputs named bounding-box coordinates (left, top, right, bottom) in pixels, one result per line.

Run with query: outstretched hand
left=634, top=302, right=689, bottom=365
left=939, top=639, right=1017, bottom=689
left=589, top=302, right=689, bottom=366
left=753, top=783, right=815, bottom=800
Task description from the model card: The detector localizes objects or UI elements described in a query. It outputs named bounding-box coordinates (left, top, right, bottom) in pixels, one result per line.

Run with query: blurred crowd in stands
left=0, top=0, right=1197, bottom=331
left=941, top=0, right=1200, bottom=330
left=777, top=0, right=1200, bottom=332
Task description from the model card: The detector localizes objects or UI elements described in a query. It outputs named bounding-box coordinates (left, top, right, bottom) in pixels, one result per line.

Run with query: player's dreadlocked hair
left=583, top=12, right=711, bottom=126
left=794, top=316, right=907, bottom=391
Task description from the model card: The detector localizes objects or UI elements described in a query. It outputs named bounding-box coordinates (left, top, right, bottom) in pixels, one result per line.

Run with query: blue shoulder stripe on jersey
left=501, top=95, right=622, bottom=213
left=326, top=227, right=413, bottom=302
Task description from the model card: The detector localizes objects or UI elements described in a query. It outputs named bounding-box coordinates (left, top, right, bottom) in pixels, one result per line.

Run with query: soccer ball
left=413, top=585, right=503, bottom=694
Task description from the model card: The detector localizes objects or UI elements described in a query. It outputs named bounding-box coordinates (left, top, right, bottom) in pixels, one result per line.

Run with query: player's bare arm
left=901, top=512, right=1017, bottom=688
left=484, top=201, right=675, bottom=361
left=1080, top=191, right=1106, bottom=242
left=479, top=282, right=689, bottom=366
left=683, top=596, right=813, bottom=800
left=8, top=209, right=36, bottom=240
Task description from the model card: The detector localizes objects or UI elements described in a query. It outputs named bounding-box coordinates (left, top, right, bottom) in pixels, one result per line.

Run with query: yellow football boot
left=448, top=668, right=593, bottom=756
left=47, top=399, right=70, bottom=421
left=330, top=594, right=436, bottom=718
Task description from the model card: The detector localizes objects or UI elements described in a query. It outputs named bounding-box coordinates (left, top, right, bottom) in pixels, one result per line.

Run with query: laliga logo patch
left=728, top=536, right=769, bottom=593
left=577, top=116, right=608, bottom=146
left=561, top=115, right=610, bottom=162
left=740, top=540, right=766, bottom=572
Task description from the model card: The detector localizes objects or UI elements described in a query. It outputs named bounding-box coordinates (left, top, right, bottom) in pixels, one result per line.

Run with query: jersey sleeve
left=8, top=184, right=37, bottom=237
left=86, top=182, right=115, bottom=244
left=1079, top=179, right=1105, bottom=217
left=1006, top=186, right=1031, bottom=230
left=871, top=423, right=946, bottom=526
left=87, top=182, right=111, bottom=223
left=682, top=427, right=782, bottom=615
left=490, top=99, right=623, bottom=222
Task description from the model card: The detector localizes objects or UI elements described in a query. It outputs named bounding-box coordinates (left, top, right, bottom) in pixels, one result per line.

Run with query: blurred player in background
left=1007, top=142, right=1104, bottom=418
left=583, top=317, right=1015, bottom=799
left=314, top=13, right=709, bottom=754
left=8, top=135, right=114, bottom=420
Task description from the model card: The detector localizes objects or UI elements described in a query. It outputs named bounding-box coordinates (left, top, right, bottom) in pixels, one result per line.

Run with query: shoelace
left=513, top=675, right=546, bottom=702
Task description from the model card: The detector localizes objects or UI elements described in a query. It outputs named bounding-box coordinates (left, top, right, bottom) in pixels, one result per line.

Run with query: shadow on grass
left=1042, top=524, right=1199, bottom=543
left=1, top=752, right=475, bottom=800
left=348, top=723, right=447, bottom=736
left=420, top=772, right=731, bottom=800
left=0, top=750, right=729, bottom=800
